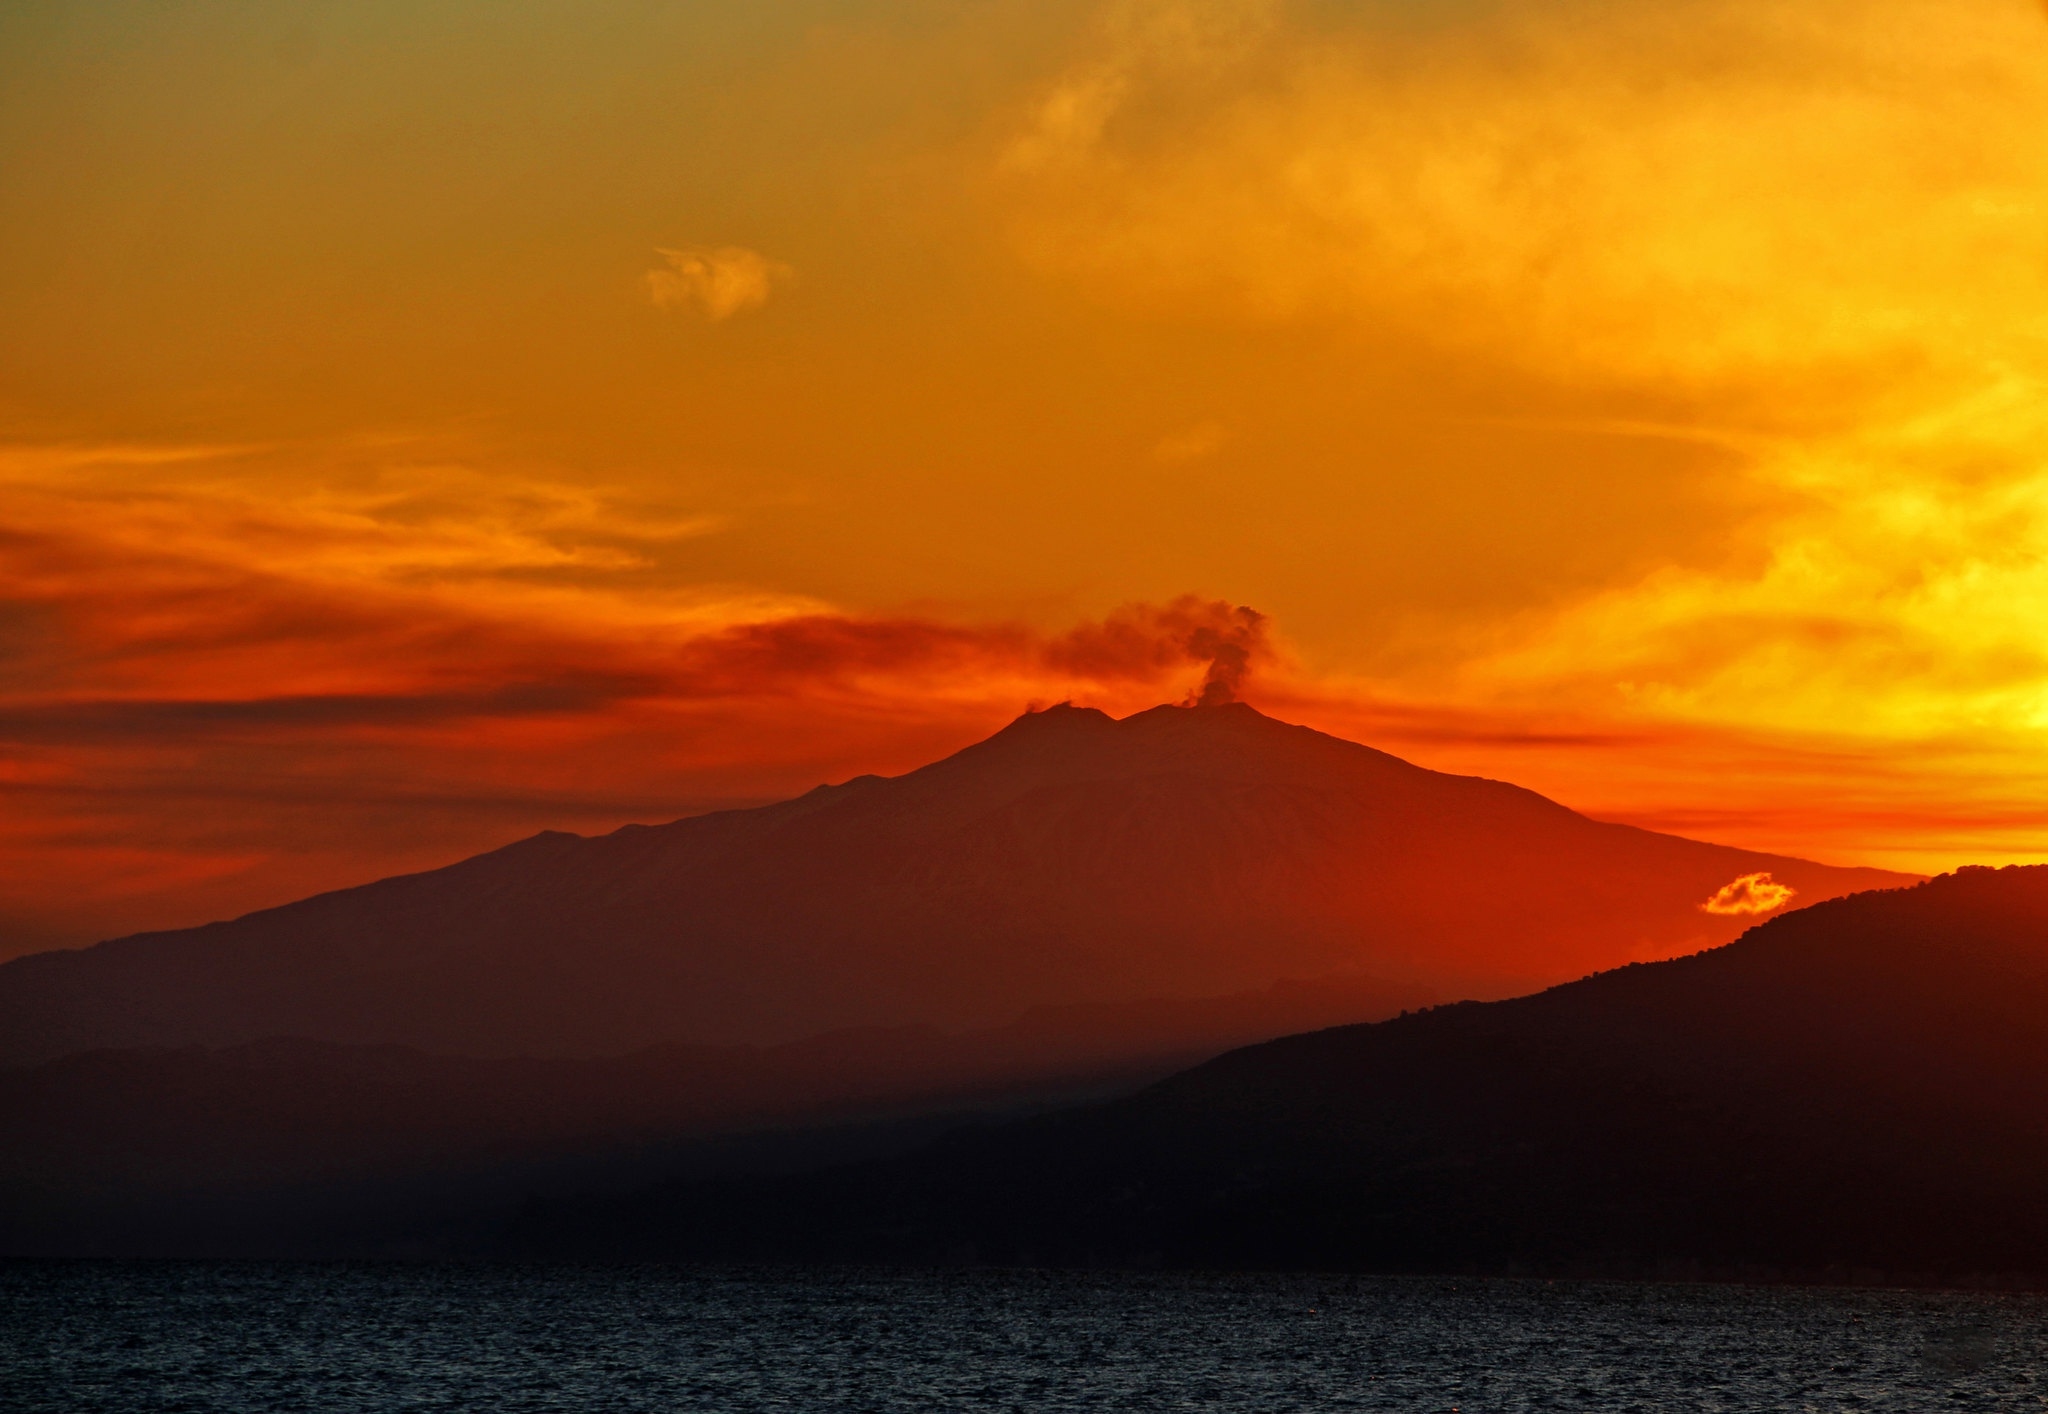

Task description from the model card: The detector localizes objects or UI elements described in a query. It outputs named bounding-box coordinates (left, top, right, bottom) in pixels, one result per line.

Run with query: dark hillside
left=512, top=867, right=2048, bottom=1285
left=0, top=975, right=1428, bottom=1257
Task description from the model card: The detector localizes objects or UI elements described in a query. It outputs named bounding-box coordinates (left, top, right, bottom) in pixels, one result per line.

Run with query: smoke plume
left=1041, top=596, right=1269, bottom=706
left=1185, top=605, right=1266, bottom=706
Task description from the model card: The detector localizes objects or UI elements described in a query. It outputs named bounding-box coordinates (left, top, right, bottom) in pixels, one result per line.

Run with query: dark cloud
left=0, top=674, right=669, bottom=744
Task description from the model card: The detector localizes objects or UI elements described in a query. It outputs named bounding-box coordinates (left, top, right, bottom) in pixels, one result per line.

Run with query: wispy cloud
left=992, top=0, right=2048, bottom=848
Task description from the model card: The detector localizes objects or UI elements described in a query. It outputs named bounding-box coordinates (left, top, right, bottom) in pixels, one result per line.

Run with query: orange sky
left=6, top=0, right=2048, bottom=955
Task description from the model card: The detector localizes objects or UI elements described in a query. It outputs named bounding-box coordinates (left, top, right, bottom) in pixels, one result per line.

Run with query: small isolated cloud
left=1701, top=872, right=1796, bottom=916
left=646, top=246, right=789, bottom=320
left=1153, top=421, right=1227, bottom=463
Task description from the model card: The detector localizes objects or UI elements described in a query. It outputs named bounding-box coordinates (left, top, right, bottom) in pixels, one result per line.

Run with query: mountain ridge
left=0, top=701, right=1913, bottom=1066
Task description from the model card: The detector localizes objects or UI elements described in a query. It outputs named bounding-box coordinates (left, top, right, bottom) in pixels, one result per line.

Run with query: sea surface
left=5, top=1261, right=2047, bottom=1412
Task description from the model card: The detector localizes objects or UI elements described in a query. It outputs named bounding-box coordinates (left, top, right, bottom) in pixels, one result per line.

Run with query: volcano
left=0, top=701, right=1908, bottom=1067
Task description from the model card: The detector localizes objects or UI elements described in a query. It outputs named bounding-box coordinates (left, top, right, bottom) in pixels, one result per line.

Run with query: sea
left=5, top=1262, right=2045, bottom=1412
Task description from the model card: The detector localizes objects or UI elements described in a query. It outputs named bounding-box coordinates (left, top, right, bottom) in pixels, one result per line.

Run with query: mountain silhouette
left=0, top=976, right=1434, bottom=1257
left=516, top=866, right=2048, bottom=1283
left=0, top=701, right=1906, bottom=1068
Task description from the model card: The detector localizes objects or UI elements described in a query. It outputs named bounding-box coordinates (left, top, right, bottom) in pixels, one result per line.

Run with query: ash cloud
left=1183, top=606, right=1265, bottom=706
left=1040, top=596, right=1270, bottom=706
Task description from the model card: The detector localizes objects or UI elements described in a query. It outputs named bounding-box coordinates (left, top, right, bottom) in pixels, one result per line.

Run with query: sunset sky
left=6, top=0, right=2048, bottom=954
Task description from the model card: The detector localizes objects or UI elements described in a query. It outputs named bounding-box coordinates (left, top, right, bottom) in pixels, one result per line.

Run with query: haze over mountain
left=521, top=866, right=2048, bottom=1285
left=0, top=976, right=1437, bottom=1258
left=0, top=701, right=1907, bottom=1068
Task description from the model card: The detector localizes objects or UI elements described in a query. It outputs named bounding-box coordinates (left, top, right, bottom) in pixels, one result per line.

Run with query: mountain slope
left=0, top=975, right=1433, bottom=1258
left=0, top=702, right=1908, bottom=1065
left=524, top=867, right=2048, bottom=1283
